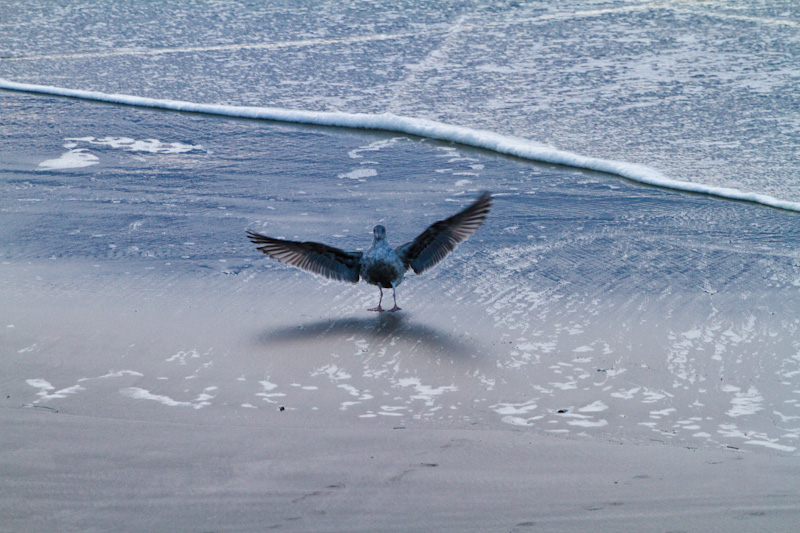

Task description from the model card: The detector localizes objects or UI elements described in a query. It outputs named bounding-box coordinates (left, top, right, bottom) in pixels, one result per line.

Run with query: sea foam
left=3, top=77, right=798, bottom=213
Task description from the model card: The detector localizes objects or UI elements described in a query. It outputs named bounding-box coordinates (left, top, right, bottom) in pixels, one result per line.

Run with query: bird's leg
left=388, top=284, right=401, bottom=312
left=368, top=287, right=384, bottom=312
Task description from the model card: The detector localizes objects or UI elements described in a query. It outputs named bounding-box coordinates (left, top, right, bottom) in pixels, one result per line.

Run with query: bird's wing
left=396, top=191, right=491, bottom=275
left=246, top=231, right=362, bottom=283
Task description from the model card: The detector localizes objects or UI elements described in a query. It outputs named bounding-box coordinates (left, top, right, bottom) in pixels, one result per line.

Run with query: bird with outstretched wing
left=247, top=191, right=491, bottom=312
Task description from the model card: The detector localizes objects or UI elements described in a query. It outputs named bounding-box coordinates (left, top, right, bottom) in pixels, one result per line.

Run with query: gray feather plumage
left=245, top=232, right=362, bottom=283
left=247, top=191, right=491, bottom=291
left=396, top=191, right=492, bottom=274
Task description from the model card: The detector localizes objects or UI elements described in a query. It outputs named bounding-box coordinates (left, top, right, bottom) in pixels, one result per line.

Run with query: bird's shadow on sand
left=256, top=312, right=476, bottom=359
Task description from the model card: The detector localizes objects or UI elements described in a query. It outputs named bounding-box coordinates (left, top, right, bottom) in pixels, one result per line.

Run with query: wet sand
left=2, top=91, right=800, bottom=531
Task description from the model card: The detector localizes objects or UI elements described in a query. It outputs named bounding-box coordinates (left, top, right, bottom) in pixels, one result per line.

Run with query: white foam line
left=0, top=8, right=658, bottom=63
left=3, top=4, right=792, bottom=64
left=0, top=7, right=655, bottom=63
left=531, top=2, right=800, bottom=30
left=0, top=32, right=420, bottom=61
left=670, top=1, right=800, bottom=28
left=2, top=77, right=799, bottom=213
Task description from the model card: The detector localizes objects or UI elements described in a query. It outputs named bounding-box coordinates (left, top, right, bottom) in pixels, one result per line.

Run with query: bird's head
left=372, top=225, right=386, bottom=241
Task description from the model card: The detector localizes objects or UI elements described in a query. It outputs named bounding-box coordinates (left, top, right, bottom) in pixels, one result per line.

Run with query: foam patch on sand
left=120, top=386, right=217, bottom=409
left=26, top=378, right=85, bottom=402
left=67, top=136, right=203, bottom=154
left=38, top=149, right=99, bottom=169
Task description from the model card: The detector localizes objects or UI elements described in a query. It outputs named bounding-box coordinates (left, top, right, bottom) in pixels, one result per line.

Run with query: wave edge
left=3, top=77, right=798, bottom=213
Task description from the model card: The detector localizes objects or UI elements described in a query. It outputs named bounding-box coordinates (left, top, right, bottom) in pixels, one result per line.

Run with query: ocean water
left=2, top=0, right=800, bottom=458
left=1, top=0, right=798, bottom=206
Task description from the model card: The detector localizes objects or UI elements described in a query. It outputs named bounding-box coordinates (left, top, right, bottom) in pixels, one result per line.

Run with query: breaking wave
left=3, top=77, right=798, bottom=213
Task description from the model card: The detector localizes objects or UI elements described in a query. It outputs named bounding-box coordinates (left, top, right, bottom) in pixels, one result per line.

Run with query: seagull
left=246, top=191, right=492, bottom=312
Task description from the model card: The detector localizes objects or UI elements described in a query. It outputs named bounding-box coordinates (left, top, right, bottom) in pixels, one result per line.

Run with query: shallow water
left=2, top=90, right=799, bottom=455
